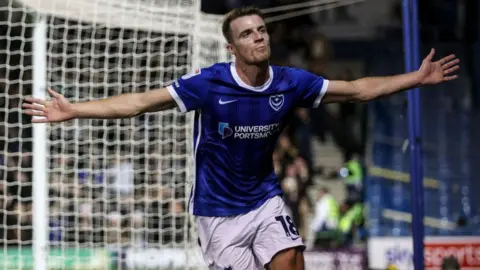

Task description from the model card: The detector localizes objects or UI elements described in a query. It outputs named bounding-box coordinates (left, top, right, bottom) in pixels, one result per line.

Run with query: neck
left=235, top=61, right=269, bottom=87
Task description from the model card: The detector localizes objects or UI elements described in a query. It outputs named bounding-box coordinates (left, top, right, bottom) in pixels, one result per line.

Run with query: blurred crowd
left=0, top=0, right=371, bottom=250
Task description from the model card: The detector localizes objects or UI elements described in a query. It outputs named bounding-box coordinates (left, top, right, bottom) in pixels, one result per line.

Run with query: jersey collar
left=230, top=63, right=274, bottom=92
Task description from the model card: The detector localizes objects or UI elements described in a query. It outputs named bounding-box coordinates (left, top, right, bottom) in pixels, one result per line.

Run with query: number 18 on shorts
left=275, top=215, right=300, bottom=240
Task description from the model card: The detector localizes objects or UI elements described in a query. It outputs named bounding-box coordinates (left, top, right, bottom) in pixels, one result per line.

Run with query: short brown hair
left=222, top=6, right=264, bottom=43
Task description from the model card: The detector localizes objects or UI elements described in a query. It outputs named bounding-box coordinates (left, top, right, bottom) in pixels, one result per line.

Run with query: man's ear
left=226, top=43, right=235, bottom=56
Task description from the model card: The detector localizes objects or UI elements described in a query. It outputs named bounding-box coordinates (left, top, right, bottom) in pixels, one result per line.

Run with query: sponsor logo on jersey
left=218, top=122, right=281, bottom=139
left=218, top=122, right=233, bottom=139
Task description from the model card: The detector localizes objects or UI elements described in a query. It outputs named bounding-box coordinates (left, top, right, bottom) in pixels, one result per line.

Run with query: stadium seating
left=365, top=43, right=480, bottom=237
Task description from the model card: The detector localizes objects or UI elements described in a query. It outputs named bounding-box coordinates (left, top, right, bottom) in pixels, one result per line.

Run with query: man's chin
left=248, top=53, right=271, bottom=65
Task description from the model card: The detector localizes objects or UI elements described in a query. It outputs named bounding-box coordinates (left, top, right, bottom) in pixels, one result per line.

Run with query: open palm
left=418, top=48, right=460, bottom=85
left=23, top=89, right=74, bottom=123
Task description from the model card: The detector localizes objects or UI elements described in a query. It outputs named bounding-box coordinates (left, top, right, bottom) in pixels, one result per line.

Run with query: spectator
left=307, top=187, right=340, bottom=249
left=106, top=155, right=134, bottom=198
left=338, top=200, right=364, bottom=246
left=340, top=158, right=364, bottom=202
left=0, top=188, right=16, bottom=245
left=281, top=165, right=302, bottom=232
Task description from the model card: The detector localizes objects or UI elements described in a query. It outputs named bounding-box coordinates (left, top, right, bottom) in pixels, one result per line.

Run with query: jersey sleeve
left=166, top=68, right=210, bottom=113
left=291, top=68, right=329, bottom=108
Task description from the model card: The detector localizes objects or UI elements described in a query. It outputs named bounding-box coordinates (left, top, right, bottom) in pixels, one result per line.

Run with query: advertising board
left=368, top=236, right=480, bottom=270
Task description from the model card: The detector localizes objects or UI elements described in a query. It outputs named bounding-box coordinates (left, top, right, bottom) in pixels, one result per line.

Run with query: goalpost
left=1, top=0, right=228, bottom=269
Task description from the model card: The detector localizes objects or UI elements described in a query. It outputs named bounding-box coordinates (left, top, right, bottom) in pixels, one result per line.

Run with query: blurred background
left=0, top=0, right=479, bottom=269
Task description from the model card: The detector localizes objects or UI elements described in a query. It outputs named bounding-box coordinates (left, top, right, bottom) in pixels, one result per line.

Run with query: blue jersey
left=167, top=62, right=329, bottom=217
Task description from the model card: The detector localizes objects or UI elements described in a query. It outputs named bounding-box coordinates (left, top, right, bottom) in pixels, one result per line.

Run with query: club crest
left=269, top=94, right=284, bottom=111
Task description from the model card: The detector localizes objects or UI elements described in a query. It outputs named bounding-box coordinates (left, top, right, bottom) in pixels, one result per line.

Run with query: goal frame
left=32, top=15, right=48, bottom=270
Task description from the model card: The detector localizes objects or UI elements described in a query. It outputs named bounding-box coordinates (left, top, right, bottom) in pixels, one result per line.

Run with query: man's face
left=228, top=15, right=270, bottom=65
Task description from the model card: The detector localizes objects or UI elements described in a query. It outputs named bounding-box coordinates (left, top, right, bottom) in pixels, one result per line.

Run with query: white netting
left=0, top=0, right=227, bottom=268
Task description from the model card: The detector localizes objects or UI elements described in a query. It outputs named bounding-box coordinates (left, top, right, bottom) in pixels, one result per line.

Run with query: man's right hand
left=22, top=89, right=75, bottom=123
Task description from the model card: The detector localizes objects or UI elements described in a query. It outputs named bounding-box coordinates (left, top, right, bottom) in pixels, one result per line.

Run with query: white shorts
left=196, top=196, right=305, bottom=270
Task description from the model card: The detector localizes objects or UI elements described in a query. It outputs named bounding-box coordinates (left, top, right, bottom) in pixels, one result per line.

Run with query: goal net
left=0, top=0, right=228, bottom=269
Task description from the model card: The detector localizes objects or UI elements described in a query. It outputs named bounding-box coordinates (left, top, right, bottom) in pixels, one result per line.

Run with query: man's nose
left=253, top=31, right=264, bottom=42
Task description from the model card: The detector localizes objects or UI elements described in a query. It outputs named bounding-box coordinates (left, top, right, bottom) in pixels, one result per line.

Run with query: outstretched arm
left=322, top=49, right=460, bottom=103
left=23, top=87, right=176, bottom=123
